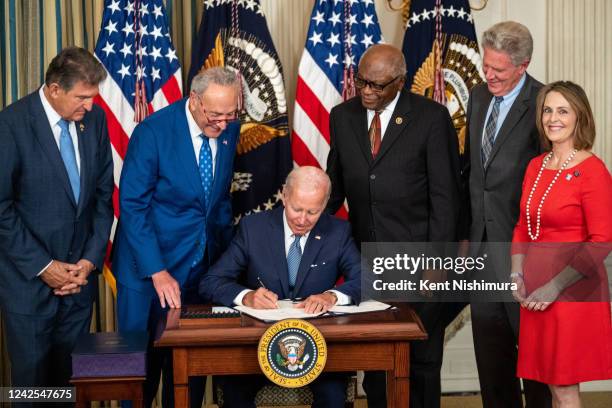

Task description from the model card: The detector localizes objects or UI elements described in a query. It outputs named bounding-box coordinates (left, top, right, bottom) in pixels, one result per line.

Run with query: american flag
left=93, top=0, right=182, bottom=294
left=291, top=0, right=383, bottom=169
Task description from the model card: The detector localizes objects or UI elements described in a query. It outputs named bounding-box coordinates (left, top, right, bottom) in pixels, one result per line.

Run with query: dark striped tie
left=481, top=96, right=504, bottom=166
left=369, top=111, right=381, bottom=158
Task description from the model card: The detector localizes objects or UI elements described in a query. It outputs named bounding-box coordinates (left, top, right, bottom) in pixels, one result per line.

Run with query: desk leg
left=388, top=342, right=410, bottom=408
left=75, top=386, right=87, bottom=408
left=173, top=347, right=190, bottom=407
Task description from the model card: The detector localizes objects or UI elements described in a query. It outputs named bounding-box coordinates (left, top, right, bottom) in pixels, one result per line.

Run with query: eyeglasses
left=354, top=75, right=402, bottom=92
left=202, top=109, right=239, bottom=125
left=193, top=93, right=239, bottom=125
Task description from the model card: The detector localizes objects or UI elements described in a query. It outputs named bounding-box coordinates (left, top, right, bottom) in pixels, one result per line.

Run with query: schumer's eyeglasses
left=202, top=109, right=239, bottom=125
left=354, top=75, right=402, bottom=92
left=193, top=93, right=239, bottom=125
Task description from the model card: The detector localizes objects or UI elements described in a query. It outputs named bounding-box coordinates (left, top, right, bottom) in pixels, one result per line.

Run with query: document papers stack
left=235, top=300, right=392, bottom=322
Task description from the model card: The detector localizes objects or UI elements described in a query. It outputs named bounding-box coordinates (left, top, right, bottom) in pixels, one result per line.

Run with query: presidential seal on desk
left=258, top=319, right=327, bottom=388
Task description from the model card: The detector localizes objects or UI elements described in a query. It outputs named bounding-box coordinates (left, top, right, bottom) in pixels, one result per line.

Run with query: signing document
left=235, top=300, right=391, bottom=322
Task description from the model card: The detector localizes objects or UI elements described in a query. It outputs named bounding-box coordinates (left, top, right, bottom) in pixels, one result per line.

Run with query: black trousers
left=471, top=301, right=552, bottom=408
left=3, top=297, right=92, bottom=408
left=363, top=302, right=467, bottom=408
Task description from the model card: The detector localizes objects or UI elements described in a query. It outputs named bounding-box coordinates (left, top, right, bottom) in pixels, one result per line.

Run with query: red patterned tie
left=369, top=111, right=381, bottom=158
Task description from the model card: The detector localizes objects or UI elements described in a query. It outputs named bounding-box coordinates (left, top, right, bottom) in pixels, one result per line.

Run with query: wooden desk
left=71, top=376, right=144, bottom=407
left=155, top=304, right=426, bottom=408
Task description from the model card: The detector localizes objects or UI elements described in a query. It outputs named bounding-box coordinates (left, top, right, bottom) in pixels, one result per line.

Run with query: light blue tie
left=192, top=135, right=213, bottom=267
left=481, top=96, right=504, bottom=167
left=57, top=119, right=80, bottom=202
left=287, top=235, right=302, bottom=287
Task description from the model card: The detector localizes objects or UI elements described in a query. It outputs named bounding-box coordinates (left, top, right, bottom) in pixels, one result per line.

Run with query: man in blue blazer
left=200, top=166, right=361, bottom=408
left=0, top=47, right=114, bottom=389
left=112, top=67, right=240, bottom=408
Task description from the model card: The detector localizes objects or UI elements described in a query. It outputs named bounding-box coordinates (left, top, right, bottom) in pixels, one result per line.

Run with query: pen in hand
left=248, top=277, right=278, bottom=309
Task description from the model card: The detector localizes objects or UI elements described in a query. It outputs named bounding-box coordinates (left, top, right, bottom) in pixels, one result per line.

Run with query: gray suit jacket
left=465, top=74, right=543, bottom=244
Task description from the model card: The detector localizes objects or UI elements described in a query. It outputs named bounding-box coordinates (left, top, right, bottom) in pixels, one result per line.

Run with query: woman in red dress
left=511, top=81, right=612, bottom=407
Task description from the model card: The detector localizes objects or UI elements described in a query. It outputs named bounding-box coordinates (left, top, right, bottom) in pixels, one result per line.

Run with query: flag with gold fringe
left=188, top=0, right=292, bottom=224
left=402, top=0, right=484, bottom=154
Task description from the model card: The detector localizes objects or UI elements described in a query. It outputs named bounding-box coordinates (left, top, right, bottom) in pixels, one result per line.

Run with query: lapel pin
left=222, top=139, right=228, bottom=145
left=565, top=174, right=572, bottom=181
left=315, top=235, right=321, bottom=240
left=395, top=117, right=403, bottom=125
left=79, top=123, right=85, bottom=132
left=574, top=170, right=581, bottom=177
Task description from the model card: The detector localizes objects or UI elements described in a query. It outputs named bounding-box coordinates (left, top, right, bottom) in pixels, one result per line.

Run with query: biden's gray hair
left=284, top=166, right=332, bottom=203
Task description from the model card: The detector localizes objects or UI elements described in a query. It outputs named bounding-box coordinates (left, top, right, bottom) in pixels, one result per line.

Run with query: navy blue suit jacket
left=200, top=207, right=361, bottom=306
left=0, top=91, right=114, bottom=315
left=112, top=98, right=239, bottom=295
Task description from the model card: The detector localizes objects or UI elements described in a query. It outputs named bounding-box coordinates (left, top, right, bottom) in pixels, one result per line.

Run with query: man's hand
left=243, top=288, right=278, bottom=309
left=295, top=292, right=337, bottom=314
left=40, top=260, right=84, bottom=291
left=457, top=240, right=470, bottom=257
left=151, top=270, right=181, bottom=309
left=419, top=269, right=447, bottom=298
left=54, top=259, right=95, bottom=296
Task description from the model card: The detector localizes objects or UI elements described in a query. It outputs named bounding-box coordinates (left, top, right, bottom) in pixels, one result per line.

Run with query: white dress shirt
left=37, top=86, right=83, bottom=276
left=233, top=211, right=351, bottom=306
left=366, top=90, right=401, bottom=140
left=185, top=99, right=217, bottom=176
left=38, top=86, right=81, bottom=171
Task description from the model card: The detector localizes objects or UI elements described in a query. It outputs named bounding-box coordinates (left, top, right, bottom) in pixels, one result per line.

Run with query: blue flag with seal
left=402, top=0, right=484, bottom=154
left=188, top=0, right=292, bottom=223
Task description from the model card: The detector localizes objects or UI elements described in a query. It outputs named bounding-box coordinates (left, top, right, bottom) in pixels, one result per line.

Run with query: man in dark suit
left=326, top=44, right=462, bottom=408
left=200, top=166, right=361, bottom=408
left=463, top=21, right=551, bottom=408
left=0, top=47, right=114, bottom=389
left=112, top=67, right=240, bottom=408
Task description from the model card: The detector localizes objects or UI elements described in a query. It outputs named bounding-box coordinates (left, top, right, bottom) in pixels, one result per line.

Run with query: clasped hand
left=41, top=259, right=94, bottom=296
left=512, top=274, right=561, bottom=312
left=243, top=288, right=337, bottom=314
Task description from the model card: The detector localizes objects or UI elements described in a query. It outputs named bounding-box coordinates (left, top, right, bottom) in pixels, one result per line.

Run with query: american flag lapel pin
left=222, top=139, right=228, bottom=145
